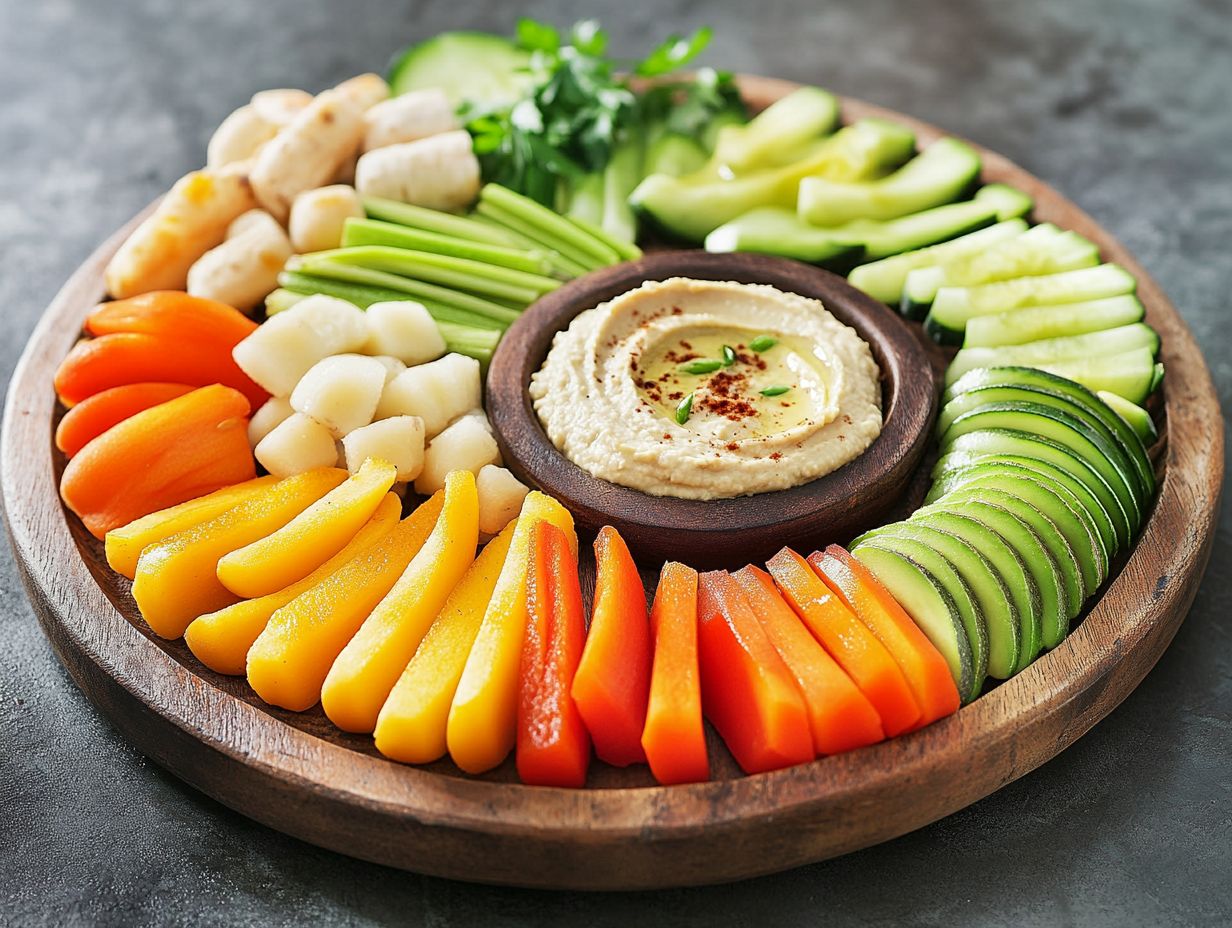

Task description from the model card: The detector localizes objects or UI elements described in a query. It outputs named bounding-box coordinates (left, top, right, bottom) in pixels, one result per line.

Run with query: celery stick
left=436, top=321, right=502, bottom=367
left=565, top=171, right=605, bottom=225
left=265, top=288, right=307, bottom=316
left=469, top=213, right=587, bottom=279
left=600, top=137, right=643, bottom=244
left=341, top=218, right=554, bottom=276
left=566, top=214, right=642, bottom=263
left=480, top=184, right=621, bottom=266
left=278, top=271, right=507, bottom=331
left=361, top=196, right=519, bottom=247
left=474, top=202, right=600, bottom=274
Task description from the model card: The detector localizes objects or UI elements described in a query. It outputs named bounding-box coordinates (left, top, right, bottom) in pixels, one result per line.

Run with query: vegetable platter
left=1, top=18, right=1223, bottom=890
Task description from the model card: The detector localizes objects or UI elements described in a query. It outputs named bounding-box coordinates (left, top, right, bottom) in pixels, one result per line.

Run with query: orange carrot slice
left=85, top=291, right=258, bottom=346
left=810, top=545, right=960, bottom=726
left=570, top=526, right=651, bottom=767
left=732, top=565, right=885, bottom=754
left=767, top=548, right=921, bottom=737
left=55, top=382, right=194, bottom=457
left=696, top=570, right=813, bottom=774
left=641, top=561, right=709, bottom=785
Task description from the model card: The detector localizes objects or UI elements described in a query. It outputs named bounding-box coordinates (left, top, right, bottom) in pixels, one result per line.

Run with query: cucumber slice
left=1150, top=363, right=1166, bottom=392
left=703, top=208, right=863, bottom=265
left=945, top=323, right=1160, bottom=385
left=1099, top=391, right=1159, bottom=445
left=972, top=184, right=1034, bottom=221
left=857, top=521, right=1023, bottom=678
left=798, top=138, right=981, bottom=226
left=388, top=31, right=532, bottom=106
left=963, top=295, right=1145, bottom=347
left=902, top=225, right=1100, bottom=316
left=847, top=218, right=1028, bottom=305
left=1021, top=347, right=1158, bottom=405
left=848, top=543, right=983, bottom=701
left=840, top=198, right=998, bottom=260
left=644, top=132, right=709, bottom=178
left=924, top=264, right=1137, bottom=343
left=713, top=88, right=843, bottom=172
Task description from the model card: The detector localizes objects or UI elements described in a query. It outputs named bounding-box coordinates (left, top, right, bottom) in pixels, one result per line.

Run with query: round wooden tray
left=1, top=76, right=1222, bottom=891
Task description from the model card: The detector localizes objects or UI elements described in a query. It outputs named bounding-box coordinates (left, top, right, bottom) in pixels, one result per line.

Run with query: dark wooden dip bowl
left=485, top=250, right=938, bottom=567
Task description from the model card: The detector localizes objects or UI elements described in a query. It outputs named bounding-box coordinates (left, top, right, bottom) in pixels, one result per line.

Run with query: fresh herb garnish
left=680, top=359, right=722, bottom=375
left=760, top=385, right=791, bottom=397
left=675, top=391, right=695, bottom=424
left=721, top=344, right=737, bottom=366
left=749, top=335, right=778, bottom=352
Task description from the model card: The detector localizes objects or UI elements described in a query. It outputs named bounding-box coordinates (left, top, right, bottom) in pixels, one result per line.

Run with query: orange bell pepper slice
left=60, top=384, right=256, bottom=539
left=640, top=561, right=709, bottom=785
left=85, top=291, right=258, bottom=347
left=732, top=565, right=885, bottom=754
left=54, top=332, right=267, bottom=409
left=516, top=520, right=591, bottom=788
left=767, top=548, right=921, bottom=737
left=696, top=570, right=814, bottom=774
left=570, top=526, right=651, bottom=767
left=810, top=545, right=960, bottom=727
left=55, top=382, right=194, bottom=458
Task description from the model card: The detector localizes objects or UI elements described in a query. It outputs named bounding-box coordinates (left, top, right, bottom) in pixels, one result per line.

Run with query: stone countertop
left=2, top=0, right=1228, bottom=925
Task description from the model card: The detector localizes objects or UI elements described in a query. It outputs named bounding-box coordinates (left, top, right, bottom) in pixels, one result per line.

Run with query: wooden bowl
left=486, top=251, right=938, bottom=567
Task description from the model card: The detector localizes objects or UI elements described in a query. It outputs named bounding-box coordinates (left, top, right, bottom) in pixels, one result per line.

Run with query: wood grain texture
left=0, top=76, right=1223, bottom=890
left=485, top=251, right=938, bottom=568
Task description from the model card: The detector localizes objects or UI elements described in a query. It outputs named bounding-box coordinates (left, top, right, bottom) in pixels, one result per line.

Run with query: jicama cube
left=288, top=184, right=363, bottom=253
left=476, top=465, right=529, bottom=536
left=413, top=416, right=500, bottom=495
left=290, top=354, right=386, bottom=438
left=374, top=352, right=481, bottom=436
left=255, top=412, right=338, bottom=478
left=233, top=295, right=368, bottom=396
left=342, top=416, right=426, bottom=482
left=370, top=355, right=407, bottom=384
left=247, top=396, right=295, bottom=448
left=363, top=301, right=447, bottom=366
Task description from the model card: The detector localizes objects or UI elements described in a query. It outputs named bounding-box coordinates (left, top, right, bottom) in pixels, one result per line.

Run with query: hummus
left=529, top=278, right=883, bottom=499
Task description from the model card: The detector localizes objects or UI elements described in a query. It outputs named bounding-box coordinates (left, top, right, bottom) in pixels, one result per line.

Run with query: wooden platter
left=1, top=75, right=1223, bottom=890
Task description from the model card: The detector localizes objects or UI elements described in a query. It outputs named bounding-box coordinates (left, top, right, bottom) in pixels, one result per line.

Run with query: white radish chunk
left=249, top=90, right=364, bottom=223
left=290, top=353, right=386, bottom=438
left=288, top=184, right=363, bottom=253
left=247, top=396, right=295, bottom=448
left=255, top=412, right=338, bottom=478
left=333, top=73, right=390, bottom=111
left=476, top=465, right=529, bottom=536
left=232, top=294, right=368, bottom=396
left=458, top=408, right=494, bottom=435
left=362, top=89, right=457, bottom=152
left=414, top=416, right=501, bottom=495
left=207, top=105, right=277, bottom=167
left=355, top=130, right=479, bottom=212
left=342, top=416, right=426, bottom=482
left=250, top=88, right=313, bottom=127
left=362, top=301, right=447, bottom=366
left=370, top=355, right=407, bottom=384
left=374, top=352, right=481, bottom=436
left=187, top=209, right=292, bottom=312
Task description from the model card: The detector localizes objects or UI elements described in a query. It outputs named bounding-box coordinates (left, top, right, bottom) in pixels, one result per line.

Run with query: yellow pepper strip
left=322, top=470, right=479, bottom=733
left=374, top=519, right=518, bottom=764
left=184, top=493, right=402, bottom=675
left=105, top=476, right=279, bottom=579
left=446, top=491, right=576, bottom=774
left=246, top=492, right=443, bottom=712
left=215, top=458, right=397, bottom=599
left=131, top=468, right=347, bottom=639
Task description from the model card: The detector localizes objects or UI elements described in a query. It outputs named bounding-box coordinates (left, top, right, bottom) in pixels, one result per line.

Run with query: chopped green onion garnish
left=749, top=335, right=778, bottom=352
left=680, top=359, right=722, bottom=375
left=760, top=385, right=791, bottom=397
left=721, top=344, right=737, bottom=367
left=675, top=392, right=695, bottom=425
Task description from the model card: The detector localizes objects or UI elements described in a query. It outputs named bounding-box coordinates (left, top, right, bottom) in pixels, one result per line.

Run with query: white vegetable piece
left=232, top=294, right=369, bottom=396
left=342, top=416, right=426, bottom=482
left=255, top=412, right=338, bottom=478
left=362, top=89, right=457, bottom=152
left=355, top=130, right=479, bottom=212
left=476, top=465, right=529, bottom=536
left=370, top=355, right=407, bottom=384
left=288, top=184, right=363, bottom=253
left=207, top=105, right=277, bottom=167
left=459, top=408, right=494, bottom=434
left=414, top=416, right=501, bottom=495
left=362, top=300, right=447, bottom=366
left=249, top=89, right=365, bottom=223
left=290, top=353, right=387, bottom=438
left=247, top=396, right=295, bottom=449
left=104, top=163, right=258, bottom=299
left=374, top=352, right=481, bottom=436
left=250, top=88, right=313, bottom=127
left=333, top=73, right=390, bottom=111
left=186, top=209, right=292, bottom=312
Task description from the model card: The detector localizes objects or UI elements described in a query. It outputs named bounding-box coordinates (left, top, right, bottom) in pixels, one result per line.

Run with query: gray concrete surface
left=2, top=0, right=1229, bottom=925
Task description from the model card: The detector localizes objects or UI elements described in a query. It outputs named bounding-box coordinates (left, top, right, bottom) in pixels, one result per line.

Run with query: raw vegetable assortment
left=48, top=17, right=1165, bottom=787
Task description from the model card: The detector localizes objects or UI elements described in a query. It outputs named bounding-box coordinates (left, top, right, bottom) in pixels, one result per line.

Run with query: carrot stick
left=55, top=382, right=194, bottom=457
left=810, top=546, right=960, bottom=726
left=696, top=571, right=814, bottom=774
left=517, top=521, right=591, bottom=787
left=767, top=548, right=921, bottom=737
left=733, top=565, right=885, bottom=754
left=85, top=291, right=258, bottom=346
left=641, top=561, right=709, bottom=785
left=570, top=526, right=651, bottom=767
